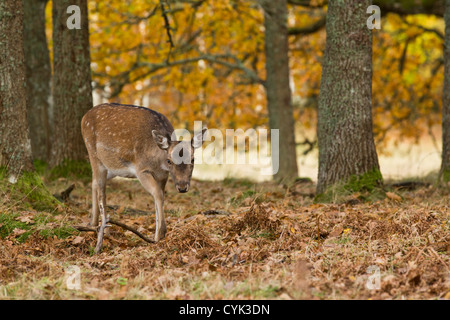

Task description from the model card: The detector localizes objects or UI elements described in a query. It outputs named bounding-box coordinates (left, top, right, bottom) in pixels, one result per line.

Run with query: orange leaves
left=40, top=0, right=446, bottom=151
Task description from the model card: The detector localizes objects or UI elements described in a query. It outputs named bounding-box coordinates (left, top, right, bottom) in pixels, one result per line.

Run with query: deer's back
left=82, top=103, right=174, bottom=169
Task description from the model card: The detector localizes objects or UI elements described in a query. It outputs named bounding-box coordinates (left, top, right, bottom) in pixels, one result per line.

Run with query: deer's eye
left=167, top=159, right=172, bottom=165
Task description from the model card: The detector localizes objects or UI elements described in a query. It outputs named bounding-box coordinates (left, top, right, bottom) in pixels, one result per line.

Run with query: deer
left=81, top=103, right=207, bottom=253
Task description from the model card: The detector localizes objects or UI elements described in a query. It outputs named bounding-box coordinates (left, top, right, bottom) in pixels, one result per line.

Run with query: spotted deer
left=81, top=103, right=207, bottom=253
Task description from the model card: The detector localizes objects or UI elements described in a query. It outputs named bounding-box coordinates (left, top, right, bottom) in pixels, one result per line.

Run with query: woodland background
left=0, top=0, right=448, bottom=300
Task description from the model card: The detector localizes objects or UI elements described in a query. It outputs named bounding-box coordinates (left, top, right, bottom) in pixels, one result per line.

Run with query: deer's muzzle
left=176, top=182, right=189, bottom=193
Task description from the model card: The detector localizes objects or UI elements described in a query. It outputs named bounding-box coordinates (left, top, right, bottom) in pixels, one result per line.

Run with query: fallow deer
left=81, top=103, right=207, bottom=253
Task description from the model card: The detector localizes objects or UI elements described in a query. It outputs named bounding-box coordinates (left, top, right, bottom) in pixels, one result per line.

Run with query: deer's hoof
left=155, top=228, right=167, bottom=242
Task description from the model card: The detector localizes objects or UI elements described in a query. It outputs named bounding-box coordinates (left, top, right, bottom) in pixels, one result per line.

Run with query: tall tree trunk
left=23, top=0, right=52, bottom=162
left=441, top=0, right=450, bottom=183
left=0, top=0, right=34, bottom=177
left=51, top=0, right=93, bottom=167
left=259, top=0, right=299, bottom=182
left=316, top=0, right=381, bottom=195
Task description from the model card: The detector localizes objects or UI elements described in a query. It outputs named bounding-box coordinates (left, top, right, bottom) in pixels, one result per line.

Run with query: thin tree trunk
left=0, top=0, right=34, bottom=177
left=316, top=0, right=381, bottom=195
left=23, top=0, right=52, bottom=162
left=259, top=0, right=299, bottom=182
left=51, top=0, right=93, bottom=167
left=441, top=0, right=450, bottom=183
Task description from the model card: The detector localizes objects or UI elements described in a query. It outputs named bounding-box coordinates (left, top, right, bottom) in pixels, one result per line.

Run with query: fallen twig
left=109, top=218, right=155, bottom=244
left=53, top=184, right=75, bottom=202
left=73, top=218, right=155, bottom=246
left=201, top=210, right=231, bottom=216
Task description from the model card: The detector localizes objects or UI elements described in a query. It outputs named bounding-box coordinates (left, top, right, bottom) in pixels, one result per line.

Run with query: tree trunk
left=259, top=0, right=299, bottom=182
left=23, top=0, right=52, bottom=162
left=316, top=0, right=381, bottom=195
left=51, top=0, right=93, bottom=167
left=441, top=0, right=450, bottom=183
left=0, top=0, right=34, bottom=177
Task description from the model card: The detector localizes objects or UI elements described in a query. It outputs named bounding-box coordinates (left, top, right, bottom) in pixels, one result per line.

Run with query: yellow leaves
left=46, top=0, right=438, bottom=148
left=391, top=105, right=410, bottom=120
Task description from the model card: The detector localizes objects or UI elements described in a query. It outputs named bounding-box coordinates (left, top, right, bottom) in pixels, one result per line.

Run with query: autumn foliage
left=39, top=0, right=442, bottom=149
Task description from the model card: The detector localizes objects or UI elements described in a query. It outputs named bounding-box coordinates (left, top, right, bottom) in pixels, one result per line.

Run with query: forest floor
left=0, top=174, right=449, bottom=300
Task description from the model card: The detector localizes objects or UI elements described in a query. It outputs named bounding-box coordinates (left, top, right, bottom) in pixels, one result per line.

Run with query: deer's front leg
left=137, top=172, right=167, bottom=242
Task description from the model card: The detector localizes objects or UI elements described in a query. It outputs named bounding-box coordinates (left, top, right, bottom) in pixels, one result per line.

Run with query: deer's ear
left=152, top=130, right=169, bottom=150
left=192, top=127, right=208, bottom=149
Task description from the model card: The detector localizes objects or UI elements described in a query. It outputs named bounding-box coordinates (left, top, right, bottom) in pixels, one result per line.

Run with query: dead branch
left=160, top=0, right=175, bottom=49
left=109, top=218, right=155, bottom=244
left=53, top=184, right=75, bottom=202
left=288, top=16, right=326, bottom=36
left=73, top=218, right=155, bottom=245
left=201, top=209, right=231, bottom=215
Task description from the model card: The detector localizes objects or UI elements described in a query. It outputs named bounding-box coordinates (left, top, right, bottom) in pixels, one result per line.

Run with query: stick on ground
left=73, top=218, right=155, bottom=246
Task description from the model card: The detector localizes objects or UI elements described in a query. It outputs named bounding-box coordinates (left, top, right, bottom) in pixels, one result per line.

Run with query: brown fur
left=81, top=103, right=206, bottom=242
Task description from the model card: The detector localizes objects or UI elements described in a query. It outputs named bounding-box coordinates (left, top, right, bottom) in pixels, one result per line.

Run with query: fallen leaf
left=72, top=236, right=85, bottom=245
left=12, top=228, right=26, bottom=237
left=16, top=215, right=34, bottom=224
left=386, top=192, right=402, bottom=202
left=329, top=224, right=343, bottom=238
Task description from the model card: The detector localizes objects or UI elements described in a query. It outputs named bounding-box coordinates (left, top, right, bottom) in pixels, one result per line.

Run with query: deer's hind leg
left=89, top=159, right=107, bottom=227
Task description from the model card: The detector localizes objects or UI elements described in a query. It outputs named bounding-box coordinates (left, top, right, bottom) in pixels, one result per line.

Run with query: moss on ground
left=315, top=168, right=385, bottom=203
left=0, top=170, right=60, bottom=212
left=344, top=168, right=383, bottom=193
left=441, top=169, right=450, bottom=183
left=0, top=212, right=76, bottom=242
left=49, top=160, right=92, bottom=181
left=33, top=159, right=48, bottom=176
left=0, top=168, right=74, bottom=241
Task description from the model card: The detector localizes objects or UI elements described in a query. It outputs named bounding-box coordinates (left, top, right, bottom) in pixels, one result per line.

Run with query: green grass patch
left=315, top=168, right=385, bottom=203
left=223, top=177, right=255, bottom=188
left=38, top=225, right=75, bottom=239
left=33, top=159, right=49, bottom=176
left=0, top=212, right=75, bottom=242
left=49, top=160, right=92, bottom=181
left=0, top=170, right=60, bottom=212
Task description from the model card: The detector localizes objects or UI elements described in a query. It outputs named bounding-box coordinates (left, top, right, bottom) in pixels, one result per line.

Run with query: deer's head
left=152, top=128, right=207, bottom=193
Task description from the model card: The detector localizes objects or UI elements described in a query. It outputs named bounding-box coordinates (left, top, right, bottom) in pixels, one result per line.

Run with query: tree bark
left=0, top=0, right=34, bottom=177
left=440, top=0, right=450, bottom=182
left=23, top=0, right=52, bottom=162
left=51, top=0, right=93, bottom=167
left=259, top=0, right=299, bottom=182
left=316, top=0, right=381, bottom=194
